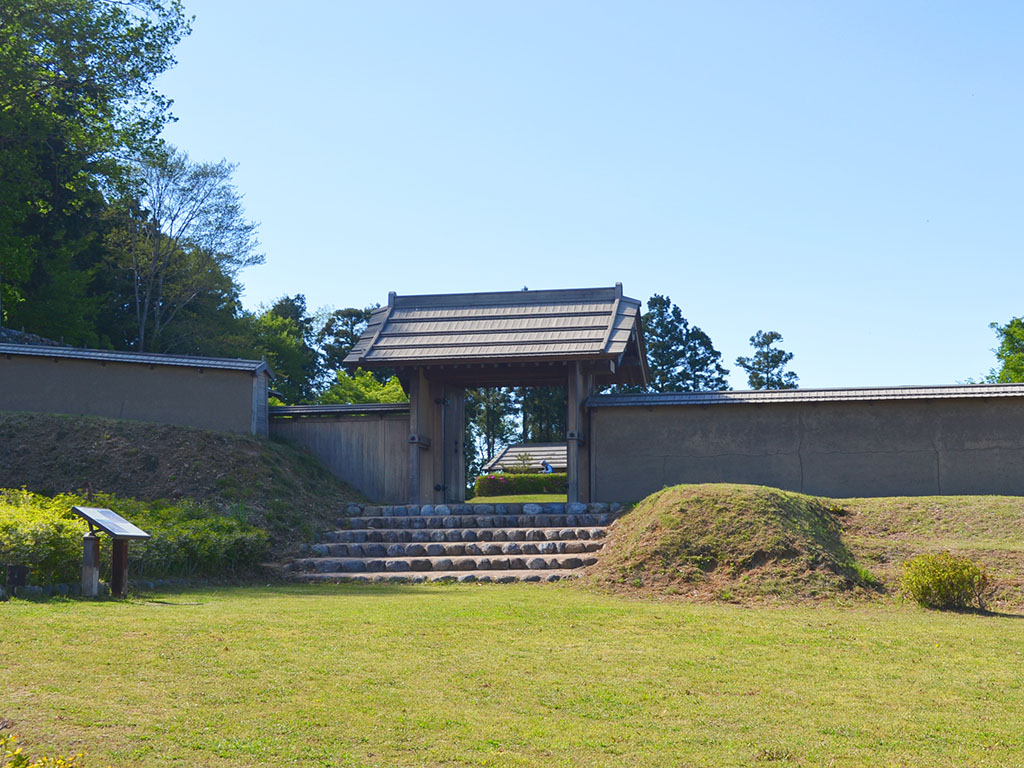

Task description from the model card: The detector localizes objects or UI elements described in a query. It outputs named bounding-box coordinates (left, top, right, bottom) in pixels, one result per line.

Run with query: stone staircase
left=285, top=501, right=624, bottom=583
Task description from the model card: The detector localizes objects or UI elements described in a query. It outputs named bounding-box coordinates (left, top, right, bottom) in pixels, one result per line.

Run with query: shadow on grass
left=916, top=604, right=1024, bottom=619
left=974, top=608, right=1024, bottom=619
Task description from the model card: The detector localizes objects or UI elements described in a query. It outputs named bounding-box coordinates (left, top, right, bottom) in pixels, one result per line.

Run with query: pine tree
left=641, top=295, right=729, bottom=392
left=735, top=330, right=799, bottom=390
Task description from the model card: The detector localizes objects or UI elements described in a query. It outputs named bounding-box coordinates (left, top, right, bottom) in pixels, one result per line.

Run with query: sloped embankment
left=0, top=411, right=366, bottom=544
left=589, top=484, right=878, bottom=600
left=840, top=494, right=1024, bottom=608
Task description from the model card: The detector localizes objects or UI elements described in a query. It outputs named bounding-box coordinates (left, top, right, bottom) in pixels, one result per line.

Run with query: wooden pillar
left=111, top=539, right=129, bottom=597
left=407, top=371, right=422, bottom=504
left=427, top=378, right=445, bottom=504
left=443, top=386, right=466, bottom=503
left=81, top=533, right=100, bottom=597
left=407, top=368, right=438, bottom=504
left=566, top=363, right=583, bottom=503
left=579, top=371, right=593, bottom=502
left=566, top=364, right=594, bottom=503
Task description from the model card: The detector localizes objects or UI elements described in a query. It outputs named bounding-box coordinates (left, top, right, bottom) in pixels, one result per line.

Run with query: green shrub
left=473, top=472, right=567, bottom=496
left=0, top=493, right=87, bottom=585
left=901, top=552, right=990, bottom=610
left=0, top=488, right=269, bottom=586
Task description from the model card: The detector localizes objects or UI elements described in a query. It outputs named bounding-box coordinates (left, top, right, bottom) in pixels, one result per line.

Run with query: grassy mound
left=590, top=484, right=879, bottom=600
left=0, top=411, right=366, bottom=549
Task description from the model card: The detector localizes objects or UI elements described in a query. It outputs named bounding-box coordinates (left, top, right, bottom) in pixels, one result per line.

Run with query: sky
left=156, top=1, right=1024, bottom=389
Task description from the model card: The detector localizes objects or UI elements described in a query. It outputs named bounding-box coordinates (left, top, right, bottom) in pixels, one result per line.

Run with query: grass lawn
left=469, top=493, right=568, bottom=504
left=3, top=584, right=1023, bottom=767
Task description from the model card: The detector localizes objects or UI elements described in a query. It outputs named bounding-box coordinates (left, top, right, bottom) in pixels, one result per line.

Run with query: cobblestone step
left=296, top=569, right=582, bottom=583
left=343, top=502, right=622, bottom=518
left=310, top=539, right=604, bottom=558
left=288, top=554, right=599, bottom=574
left=284, top=501, right=626, bottom=584
left=342, top=513, right=614, bottom=530
left=322, top=526, right=606, bottom=544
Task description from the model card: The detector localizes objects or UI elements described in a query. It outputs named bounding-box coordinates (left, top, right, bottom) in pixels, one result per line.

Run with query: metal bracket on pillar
left=408, top=434, right=432, bottom=448
left=566, top=430, right=584, bottom=445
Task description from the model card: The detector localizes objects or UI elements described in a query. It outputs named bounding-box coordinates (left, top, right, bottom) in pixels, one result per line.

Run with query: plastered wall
left=589, top=398, right=1024, bottom=500
left=0, top=355, right=263, bottom=434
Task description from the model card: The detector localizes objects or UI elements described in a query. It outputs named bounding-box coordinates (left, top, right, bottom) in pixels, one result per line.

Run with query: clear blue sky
left=156, top=1, right=1024, bottom=389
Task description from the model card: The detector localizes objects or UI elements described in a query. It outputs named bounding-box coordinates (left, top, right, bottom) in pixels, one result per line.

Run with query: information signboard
left=72, top=506, right=151, bottom=540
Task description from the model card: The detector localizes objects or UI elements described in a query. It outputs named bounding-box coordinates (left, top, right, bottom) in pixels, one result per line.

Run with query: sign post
left=82, top=533, right=101, bottom=597
left=72, top=507, right=151, bottom=598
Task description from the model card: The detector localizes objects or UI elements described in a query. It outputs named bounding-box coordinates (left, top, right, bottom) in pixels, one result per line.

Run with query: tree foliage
left=317, top=306, right=374, bottom=373
left=106, top=146, right=262, bottom=351
left=466, top=388, right=519, bottom=467
left=258, top=296, right=324, bottom=402
left=735, top=330, right=799, bottom=390
left=987, top=317, right=1024, bottom=383
left=318, top=369, right=407, bottom=405
left=518, top=387, right=566, bottom=443
left=642, top=294, right=729, bottom=392
left=0, top=0, right=190, bottom=326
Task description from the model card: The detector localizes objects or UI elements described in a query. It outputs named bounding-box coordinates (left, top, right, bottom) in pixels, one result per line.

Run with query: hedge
left=0, top=488, right=269, bottom=585
left=474, top=472, right=568, bottom=496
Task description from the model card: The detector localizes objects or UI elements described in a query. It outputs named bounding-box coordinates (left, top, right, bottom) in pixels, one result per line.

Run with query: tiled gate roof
left=345, top=284, right=647, bottom=386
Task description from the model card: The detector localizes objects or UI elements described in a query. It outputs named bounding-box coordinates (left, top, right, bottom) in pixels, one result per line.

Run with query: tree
left=987, top=317, right=1024, bottom=383
left=318, top=368, right=407, bottom=405
left=518, top=386, right=566, bottom=442
left=0, top=0, right=190, bottom=327
left=139, top=252, right=247, bottom=355
left=466, top=388, right=519, bottom=464
left=107, top=146, right=262, bottom=351
left=246, top=297, right=321, bottom=403
left=316, top=306, right=375, bottom=374
left=735, top=330, right=799, bottom=390
left=642, top=294, right=729, bottom=392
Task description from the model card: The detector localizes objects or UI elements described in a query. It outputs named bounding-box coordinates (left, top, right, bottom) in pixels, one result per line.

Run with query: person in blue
left=540, top=459, right=554, bottom=474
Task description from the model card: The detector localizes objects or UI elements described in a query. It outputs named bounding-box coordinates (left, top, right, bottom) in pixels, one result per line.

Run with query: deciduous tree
left=107, top=146, right=262, bottom=351
left=247, top=297, right=321, bottom=403
left=318, top=369, right=407, bottom=405
left=0, top=0, right=189, bottom=327
left=987, top=317, right=1024, bottom=383
left=466, top=388, right=519, bottom=464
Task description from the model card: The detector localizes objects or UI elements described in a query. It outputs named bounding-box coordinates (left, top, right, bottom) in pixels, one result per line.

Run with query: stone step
left=341, top=513, right=614, bottom=530
left=310, top=539, right=604, bottom=559
left=343, top=502, right=622, bottom=518
left=292, top=569, right=583, bottom=584
left=288, top=554, right=599, bottom=574
left=322, top=526, right=606, bottom=544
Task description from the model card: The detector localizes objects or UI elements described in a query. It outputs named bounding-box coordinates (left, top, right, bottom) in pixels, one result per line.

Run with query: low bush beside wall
left=474, top=473, right=568, bottom=497
left=0, top=489, right=269, bottom=586
left=901, top=552, right=991, bottom=610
